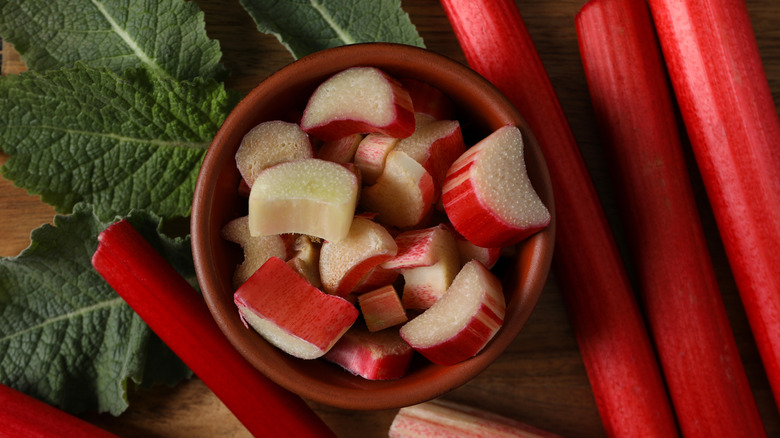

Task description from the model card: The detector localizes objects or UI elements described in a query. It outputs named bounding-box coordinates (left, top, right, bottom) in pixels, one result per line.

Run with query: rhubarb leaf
left=239, top=0, right=424, bottom=59
left=0, top=64, right=240, bottom=221
left=0, top=0, right=226, bottom=80
left=0, top=204, right=193, bottom=415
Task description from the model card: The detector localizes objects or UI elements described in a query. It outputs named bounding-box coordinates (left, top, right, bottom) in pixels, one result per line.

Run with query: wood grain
left=2, top=0, right=779, bottom=436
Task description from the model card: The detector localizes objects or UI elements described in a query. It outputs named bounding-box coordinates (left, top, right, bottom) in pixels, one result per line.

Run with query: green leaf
left=0, top=0, right=226, bottom=81
left=0, top=204, right=193, bottom=415
left=239, top=0, right=424, bottom=59
left=0, top=64, right=241, bottom=221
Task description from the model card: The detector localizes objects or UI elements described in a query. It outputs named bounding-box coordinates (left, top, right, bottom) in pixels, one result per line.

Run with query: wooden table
left=2, top=1, right=779, bottom=436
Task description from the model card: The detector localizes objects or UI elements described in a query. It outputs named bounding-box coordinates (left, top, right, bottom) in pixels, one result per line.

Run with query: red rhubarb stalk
left=91, top=219, right=335, bottom=438
left=646, top=0, right=780, bottom=407
left=0, top=383, right=118, bottom=438
left=576, top=0, right=766, bottom=436
left=438, top=0, right=678, bottom=436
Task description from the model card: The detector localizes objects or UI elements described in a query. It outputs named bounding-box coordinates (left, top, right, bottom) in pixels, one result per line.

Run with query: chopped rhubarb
left=358, top=284, right=408, bottom=332
left=316, top=133, right=364, bottom=163
left=577, top=0, right=767, bottom=436
left=286, top=234, right=323, bottom=288
left=220, top=215, right=287, bottom=288
left=235, top=120, right=313, bottom=186
left=360, top=150, right=436, bottom=228
left=389, top=398, right=562, bottom=438
left=92, top=220, right=335, bottom=437
left=647, top=0, right=780, bottom=406
left=439, top=0, right=679, bottom=434
left=318, top=216, right=398, bottom=297
left=399, top=77, right=456, bottom=121
left=354, top=133, right=399, bottom=185
left=323, top=322, right=414, bottom=381
left=400, top=260, right=505, bottom=366
left=442, top=125, right=550, bottom=248
left=395, top=116, right=465, bottom=192
left=300, top=66, right=416, bottom=141
left=234, top=256, right=359, bottom=359
left=248, top=158, right=359, bottom=242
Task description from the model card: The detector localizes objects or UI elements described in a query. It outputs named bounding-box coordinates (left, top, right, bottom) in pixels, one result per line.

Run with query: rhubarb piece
left=399, top=77, right=456, bottom=121
left=235, top=257, right=358, bottom=359
left=576, top=1, right=767, bottom=436
left=647, top=0, right=780, bottom=406
left=0, top=383, right=119, bottom=438
left=453, top=230, right=501, bottom=269
left=395, top=117, right=466, bottom=192
left=286, top=234, right=323, bottom=288
left=300, top=67, right=415, bottom=141
left=442, top=125, right=550, bottom=248
left=354, top=133, right=399, bottom=185
left=323, top=323, right=414, bottom=380
left=352, top=264, right=401, bottom=294
left=316, top=133, right=364, bottom=163
left=400, top=260, right=505, bottom=365
left=360, top=150, right=436, bottom=228
left=221, top=215, right=287, bottom=288
left=248, top=158, right=359, bottom=242
left=235, top=120, right=314, bottom=186
left=439, top=0, right=679, bottom=435
left=383, top=224, right=461, bottom=310
left=358, top=284, right=408, bottom=332
left=319, top=216, right=398, bottom=297
left=92, top=220, right=335, bottom=438
left=389, top=399, right=562, bottom=438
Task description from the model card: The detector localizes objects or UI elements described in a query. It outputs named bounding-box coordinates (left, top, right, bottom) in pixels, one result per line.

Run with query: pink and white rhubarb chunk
left=323, top=323, right=414, bottom=380
left=395, top=117, right=466, bottom=192
left=399, top=260, right=505, bottom=366
left=316, top=133, right=363, bottom=163
left=300, top=67, right=415, bottom=141
left=248, top=158, right=359, bottom=242
left=353, top=133, right=399, bottom=185
left=383, top=224, right=461, bottom=310
left=319, top=216, right=398, bottom=297
left=234, top=257, right=358, bottom=359
left=235, top=120, right=313, bottom=186
left=360, top=150, right=436, bottom=228
left=399, top=77, right=456, bottom=121
left=442, top=125, right=550, bottom=248
left=389, top=399, right=562, bottom=438
left=358, top=284, right=408, bottom=332
left=220, top=215, right=287, bottom=288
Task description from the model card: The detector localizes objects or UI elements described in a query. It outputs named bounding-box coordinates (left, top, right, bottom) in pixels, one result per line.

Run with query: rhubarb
left=92, top=219, right=335, bottom=438
left=0, top=383, right=119, bottom=438
left=646, top=0, right=780, bottom=406
left=576, top=0, right=766, bottom=435
left=439, top=0, right=679, bottom=435
left=389, top=398, right=561, bottom=438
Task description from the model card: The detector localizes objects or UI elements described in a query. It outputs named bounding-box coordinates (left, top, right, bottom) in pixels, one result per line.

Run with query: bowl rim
left=191, top=42, right=556, bottom=410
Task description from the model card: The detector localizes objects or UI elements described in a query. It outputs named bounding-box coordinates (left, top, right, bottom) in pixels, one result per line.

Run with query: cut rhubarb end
left=235, top=120, right=314, bottom=186
left=358, top=284, right=408, bottom=332
left=398, top=77, right=456, bottom=121
left=395, top=117, right=466, bottom=191
left=360, top=150, right=436, bottom=229
left=300, top=67, right=416, bottom=141
left=319, top=216, right=398, bottom=297
left=248, top=158, right=358, bottom=242
left=400, top=260, right=505, bottom=366
left=354, top=133, right=400, bottom=185
left=221, top=215, right=288, bottom=288
left=234, top=257, right=359, bottom=359
left=316, top=133, right=364, bottom=163
left=442, top=125, right=550, bottom=248
left=286, top=234, right=323, bottom=288
left=323, top=323, right=414, bottom=380
left=389, top=399, right=562, bottom=438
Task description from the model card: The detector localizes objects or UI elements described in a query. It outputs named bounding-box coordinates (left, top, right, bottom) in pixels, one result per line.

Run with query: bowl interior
left=191, top=43, right=555, bottom=410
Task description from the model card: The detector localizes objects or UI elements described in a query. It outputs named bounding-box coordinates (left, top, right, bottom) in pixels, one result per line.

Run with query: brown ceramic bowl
left=191, top=43, right=555, bottom=410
